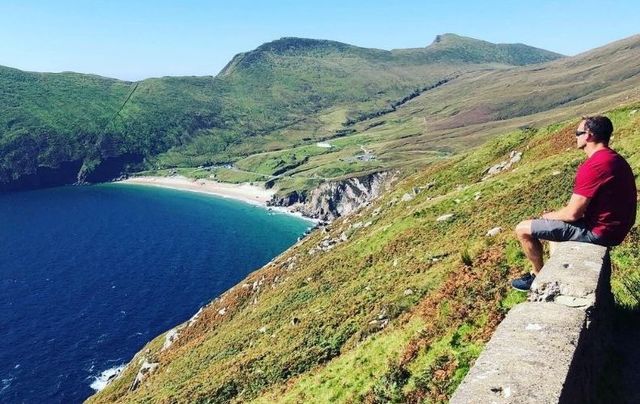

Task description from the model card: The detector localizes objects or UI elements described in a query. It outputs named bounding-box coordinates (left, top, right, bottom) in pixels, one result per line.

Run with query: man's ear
left=585, top=131, right=595, bottom=142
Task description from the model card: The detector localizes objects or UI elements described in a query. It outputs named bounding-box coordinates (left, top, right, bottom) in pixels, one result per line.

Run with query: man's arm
left=542, top=193, right=591, bottom=222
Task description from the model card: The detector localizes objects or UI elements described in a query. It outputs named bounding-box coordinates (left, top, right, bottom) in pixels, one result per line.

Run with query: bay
left=0, top=184, right=310, bottom=403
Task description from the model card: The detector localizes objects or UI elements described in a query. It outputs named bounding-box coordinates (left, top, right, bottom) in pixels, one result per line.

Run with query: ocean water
left=0, top=184, right=310, bottom=403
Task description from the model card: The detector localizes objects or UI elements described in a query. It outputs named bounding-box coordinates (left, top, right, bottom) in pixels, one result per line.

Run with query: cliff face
left=0, top=153, right=143, bottom=192
left=0, top=159, right=84, bottom=192
left=269, top=171, right=397, bottom=221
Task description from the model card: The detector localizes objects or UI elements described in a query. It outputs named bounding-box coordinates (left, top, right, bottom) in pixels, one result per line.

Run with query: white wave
left=89, top=365, right=125, bottom=391
left=1, top=377, right=14, bottom=395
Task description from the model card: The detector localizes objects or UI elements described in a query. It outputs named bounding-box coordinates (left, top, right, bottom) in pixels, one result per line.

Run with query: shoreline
left=114, top=176, right=317, bottom=223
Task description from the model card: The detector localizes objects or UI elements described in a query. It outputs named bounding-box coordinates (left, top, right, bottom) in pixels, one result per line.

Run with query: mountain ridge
left=219, top=34, right=564, bottom=77
left=0, top=33, right=565, bottom=192
left=217, top=33, right=639, bottom=198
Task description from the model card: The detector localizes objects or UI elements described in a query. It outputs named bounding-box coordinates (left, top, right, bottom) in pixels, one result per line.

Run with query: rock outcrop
left=129, top=360, right=159, bottom=392
left=268, top=171, right=397, bottom=221
left=482, top=150, right=522, bottom=180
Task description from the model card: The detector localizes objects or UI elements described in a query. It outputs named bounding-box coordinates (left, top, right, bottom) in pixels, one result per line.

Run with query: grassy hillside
left=0, top=67, right=223, bottom=186
left=88, top=103, right=640, bottom=403
left=151, top=35, right=563, bottom=170
left=392, top=33, right=562, bottom=66
left=216, top=34, right=640, bottom=199
left=0, top=35, right=561, bottom=189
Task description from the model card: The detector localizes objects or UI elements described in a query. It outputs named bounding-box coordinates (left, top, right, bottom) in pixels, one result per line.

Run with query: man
left=511, top=115, right=637, bottom=291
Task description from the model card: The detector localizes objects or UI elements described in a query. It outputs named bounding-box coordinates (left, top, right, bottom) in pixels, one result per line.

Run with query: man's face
left=576, top=121, right=588, bottom=149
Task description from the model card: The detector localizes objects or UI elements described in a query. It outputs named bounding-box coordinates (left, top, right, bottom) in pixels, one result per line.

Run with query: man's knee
left=515, top=220, right=533, bottom=239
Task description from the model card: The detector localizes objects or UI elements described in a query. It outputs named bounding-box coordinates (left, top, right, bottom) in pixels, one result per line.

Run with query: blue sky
left=1, top=0, right=638, bottom=81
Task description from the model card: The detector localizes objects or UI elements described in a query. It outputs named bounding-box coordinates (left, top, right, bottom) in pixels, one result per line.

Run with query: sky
left=1, top=0, right=638, bottom=81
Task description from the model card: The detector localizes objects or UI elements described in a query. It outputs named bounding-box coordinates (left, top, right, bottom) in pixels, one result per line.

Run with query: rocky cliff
left=268, top=171, right=397, bottom=221
left=0, top=153, right=143, bottom=192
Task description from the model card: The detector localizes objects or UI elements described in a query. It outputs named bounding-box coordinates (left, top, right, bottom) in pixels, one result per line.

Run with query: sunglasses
left=575, top=130, right=587, bottom=137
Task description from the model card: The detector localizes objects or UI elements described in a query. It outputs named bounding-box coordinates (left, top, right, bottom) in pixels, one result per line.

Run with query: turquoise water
left=0, top=184, right=310, bottom=403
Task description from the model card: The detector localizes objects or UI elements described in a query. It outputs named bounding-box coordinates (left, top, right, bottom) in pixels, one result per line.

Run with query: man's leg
left=515, top=219, right=544, bottom=275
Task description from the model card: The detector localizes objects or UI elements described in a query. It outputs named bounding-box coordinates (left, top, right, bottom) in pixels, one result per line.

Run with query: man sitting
left=511, top=115, right=637, bottom=291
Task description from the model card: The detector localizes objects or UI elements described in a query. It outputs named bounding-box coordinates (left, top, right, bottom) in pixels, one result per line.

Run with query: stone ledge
left=530, top=242, right=608, bottom=305
left=451, top=302, right=586, bottom=404
left=450, top=241, right=611, bottom=404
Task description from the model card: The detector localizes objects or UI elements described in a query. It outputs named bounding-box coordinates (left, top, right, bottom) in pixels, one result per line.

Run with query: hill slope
left=393, top=33, right=562, bottom=66
left=88, top=103, right=640, bottom=403
left=0, top=67, right=223, bottom=188
left=235, top=34, right=640, bottom=198
left=0, top=35, right=561, bottom=190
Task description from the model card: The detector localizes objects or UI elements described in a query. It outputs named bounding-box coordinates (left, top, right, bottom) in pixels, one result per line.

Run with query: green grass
left=1, top=35, right=566, bottom=189
left=89, top=101, right=640, bottom=404
left=4, top=34, right=638, bottom=199
left=255, top=319, right=426, bottom=403
left=210, top=168, right=269, bottom=183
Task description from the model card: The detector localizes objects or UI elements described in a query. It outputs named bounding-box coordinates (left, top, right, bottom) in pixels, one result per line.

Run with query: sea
left=0, top=183, right=311, bottom=403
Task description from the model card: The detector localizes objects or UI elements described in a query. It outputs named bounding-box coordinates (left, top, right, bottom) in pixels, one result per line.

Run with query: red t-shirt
left=573, top=148, right=637, bottom=245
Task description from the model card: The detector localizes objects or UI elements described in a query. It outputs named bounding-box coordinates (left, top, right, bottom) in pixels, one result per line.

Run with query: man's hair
left=582, top=115, right=614, bottom=144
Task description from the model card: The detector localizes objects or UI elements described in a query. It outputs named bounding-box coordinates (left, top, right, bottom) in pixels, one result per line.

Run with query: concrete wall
left=450, top=242, right=612, bottom=404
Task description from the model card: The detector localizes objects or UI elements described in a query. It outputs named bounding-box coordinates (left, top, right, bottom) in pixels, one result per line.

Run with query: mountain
left=88, top=101, right=640, bottom=403
left=228, top=34, right=640, bottom=198
left=0, top=35, right=562, bottom=191
left=212, top=34, right=563, bottom=136
left=393, top=33, right=563, bottom=65
left=220, top=34, right=562, bottom=75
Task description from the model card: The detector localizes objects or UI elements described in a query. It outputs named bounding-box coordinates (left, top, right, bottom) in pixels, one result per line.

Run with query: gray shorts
left=531, top=219, right=605, bottom=245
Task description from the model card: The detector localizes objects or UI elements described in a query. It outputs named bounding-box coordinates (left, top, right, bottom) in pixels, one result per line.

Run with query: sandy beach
left=115, top=176, right=317, bottom=222
left=117, top=176, right=275, bottom=206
